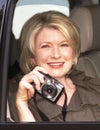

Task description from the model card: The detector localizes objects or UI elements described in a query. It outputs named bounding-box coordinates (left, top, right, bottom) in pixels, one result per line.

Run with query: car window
left=0, top=0, right=100, bottom=130
left=7, top=0, right=100, bottom=123
left=0, top=0, right=99, bottom=127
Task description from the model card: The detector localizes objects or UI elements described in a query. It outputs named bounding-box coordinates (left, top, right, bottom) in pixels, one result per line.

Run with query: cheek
left=35, top=50, right=48, bottom=64
left=71, top=51, right=76, bottom=60
left=63, top=48, right=75, bottom=60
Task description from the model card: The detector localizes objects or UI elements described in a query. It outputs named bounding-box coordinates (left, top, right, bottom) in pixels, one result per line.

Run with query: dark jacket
left=8, top=69, right=100, bottom=122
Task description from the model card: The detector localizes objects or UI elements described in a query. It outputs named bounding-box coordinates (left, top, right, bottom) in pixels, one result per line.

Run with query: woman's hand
left=16, top=66, right=47, bottom=121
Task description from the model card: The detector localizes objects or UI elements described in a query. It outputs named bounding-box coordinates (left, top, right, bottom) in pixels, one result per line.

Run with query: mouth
left=47, top=62, right=64, bottom=68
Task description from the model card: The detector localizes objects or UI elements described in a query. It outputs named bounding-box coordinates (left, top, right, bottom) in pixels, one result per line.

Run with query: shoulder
left=70, top=69, right=100, bottom=92
left=8, top=72, right=23, bottom=121
left=69, top=69, right=100, bottom=107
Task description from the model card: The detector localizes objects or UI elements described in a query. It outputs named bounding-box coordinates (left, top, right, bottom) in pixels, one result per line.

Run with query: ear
left=73, top=55, right=78, bottom=66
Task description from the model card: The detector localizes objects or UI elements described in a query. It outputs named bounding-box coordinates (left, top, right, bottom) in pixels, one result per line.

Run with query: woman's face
left=34, top=27, right=76, bottom=80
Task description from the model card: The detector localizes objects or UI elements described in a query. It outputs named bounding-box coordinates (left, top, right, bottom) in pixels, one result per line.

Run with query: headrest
left=12, top=0, right=69, bottom=39
left=70, top=5, right=100, bottom=53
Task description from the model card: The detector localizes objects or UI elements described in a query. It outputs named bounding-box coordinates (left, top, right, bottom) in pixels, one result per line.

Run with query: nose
left=51, top=46, right=61, bottom=59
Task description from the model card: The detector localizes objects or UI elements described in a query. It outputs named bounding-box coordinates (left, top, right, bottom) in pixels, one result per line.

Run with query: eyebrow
left=41, top=40, right=70, bottom=44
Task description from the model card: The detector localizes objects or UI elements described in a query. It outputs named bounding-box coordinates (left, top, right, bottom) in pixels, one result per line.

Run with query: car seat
left=70, top=5, right=100, bottom=78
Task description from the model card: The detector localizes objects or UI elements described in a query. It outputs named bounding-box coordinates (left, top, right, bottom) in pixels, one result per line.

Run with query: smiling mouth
left=48, top=62, right=64, bottom=68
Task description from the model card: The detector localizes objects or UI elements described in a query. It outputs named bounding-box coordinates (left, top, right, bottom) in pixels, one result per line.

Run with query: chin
left=49, top=72, right=65, bottom=79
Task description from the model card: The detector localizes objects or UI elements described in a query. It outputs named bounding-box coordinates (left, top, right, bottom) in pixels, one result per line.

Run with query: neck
left=56, top=76, right=75, bottom=90
left=56, top=77, right=76, bottom=106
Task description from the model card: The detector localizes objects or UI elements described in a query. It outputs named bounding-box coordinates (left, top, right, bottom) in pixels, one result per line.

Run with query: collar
left=69, top=69, right=100, bottom=107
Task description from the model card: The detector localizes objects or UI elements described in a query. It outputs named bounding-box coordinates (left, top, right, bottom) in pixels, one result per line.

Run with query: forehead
left=35, top=27, right=67, bottom=41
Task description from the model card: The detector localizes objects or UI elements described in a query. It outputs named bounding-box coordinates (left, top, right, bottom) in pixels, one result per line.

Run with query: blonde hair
left=19, top=10, right=81, bottom=74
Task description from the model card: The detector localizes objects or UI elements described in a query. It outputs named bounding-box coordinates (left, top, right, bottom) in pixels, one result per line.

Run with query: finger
left=31, top=75, right=41, bottom=91
left=30, top=70, right=45, bottom=85
left=21, top=74, right=41, bottom=91
left=32, top=66, right=48, bottom=75
left=24, top=68, right=45, bottom=84
left=19, top=80, right=35, bottom=98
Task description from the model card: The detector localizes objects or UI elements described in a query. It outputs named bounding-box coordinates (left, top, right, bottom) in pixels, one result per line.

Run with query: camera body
left=37, top=72, right=64, bottom=103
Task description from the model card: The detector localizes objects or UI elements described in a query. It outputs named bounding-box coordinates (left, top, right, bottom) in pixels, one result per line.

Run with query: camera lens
left=41, top=83, right=57, bottom=99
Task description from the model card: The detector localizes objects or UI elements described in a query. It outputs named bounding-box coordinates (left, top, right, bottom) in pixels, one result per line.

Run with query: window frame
left=0, top=0, right=100, bottom=129
left=0, top=0, right=17, bottom=122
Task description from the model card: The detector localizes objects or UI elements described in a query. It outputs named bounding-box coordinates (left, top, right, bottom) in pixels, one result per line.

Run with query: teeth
left=49, top=63, right=63, bottom=66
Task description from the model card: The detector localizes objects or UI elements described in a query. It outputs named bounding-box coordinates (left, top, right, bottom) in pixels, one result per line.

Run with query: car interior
left=71, top=5, right=100, bottom=78
left=4, top=0, right=100, bottom=123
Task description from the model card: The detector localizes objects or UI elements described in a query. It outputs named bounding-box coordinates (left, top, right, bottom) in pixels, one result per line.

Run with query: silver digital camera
left=37, top=72, right=64, bottom=102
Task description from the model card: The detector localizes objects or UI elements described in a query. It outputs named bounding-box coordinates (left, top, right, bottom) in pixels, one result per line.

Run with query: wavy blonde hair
left=19, top=10, right=81, bottom=74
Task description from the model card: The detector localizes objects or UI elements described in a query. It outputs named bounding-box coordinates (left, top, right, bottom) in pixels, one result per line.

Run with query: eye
left=61, top=43, right=69, bottom=47
left=41, top=44, right=50, bottom=48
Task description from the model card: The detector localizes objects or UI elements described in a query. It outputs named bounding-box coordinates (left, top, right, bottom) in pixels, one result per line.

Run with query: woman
left=15, top=11, right=100, bottom=122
